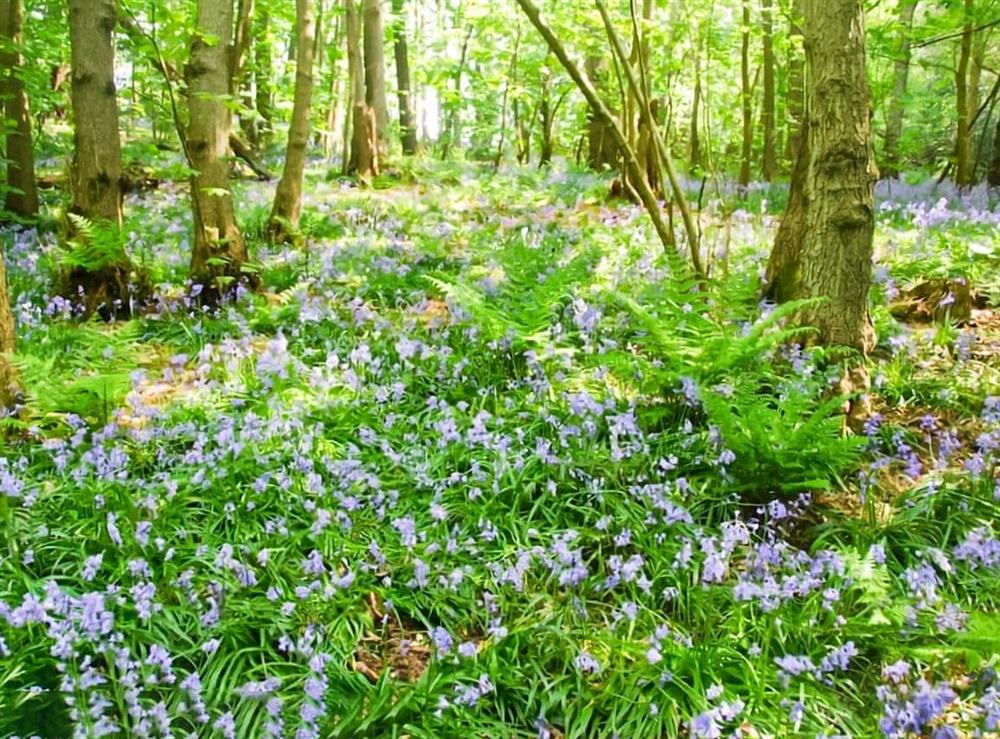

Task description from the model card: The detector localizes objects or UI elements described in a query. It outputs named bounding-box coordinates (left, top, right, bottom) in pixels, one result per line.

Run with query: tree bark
left=882, top=0, right=917, bottom=179
left=268, top=0, right=317, bottom=242
left=68, top=0, right=123, bottom=225
left=0, top=0, right=38, bottom=219
left=761, top=0, right=777, bottom=181
left=187, top=0, right=253, bottom=301
left=392, top=0, right=418, bottom=155
left=363, top=0, right=390, bottom=161
left=768, top=0, right=877, bottom=358
left=347, top=0, right=377, bottom=177
left=66, top=0, right=139, bottom=317
left=738, top=0, right=753, bottom=189
left=955, top=0, right=974, bottom=187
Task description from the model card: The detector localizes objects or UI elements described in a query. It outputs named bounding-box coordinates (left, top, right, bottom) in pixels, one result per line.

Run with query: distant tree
left=363, top=0, right=390, bottom=161
left=268, top=0, right=317, bottom=243
left=187, top=0, right=254, bottom=301
left=392, top=0, right=418, bottom=155
left=0, top=0, right=38, bottom=219
left=882, top=0, right=918, bottom=179
left=347, top=0, right=377, bottom=177
left=760, top=0, right=777, bottom=181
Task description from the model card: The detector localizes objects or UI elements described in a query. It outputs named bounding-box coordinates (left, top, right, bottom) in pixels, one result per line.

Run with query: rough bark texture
left=955, top=0, right=974, bottom=187
left=347, top=0, right=377, bottom=177
left=882, top=0, right=917, bottom=179
left=268, top=0, right=317, bottom=242
left=738, top=0, right=753, bottom=189
left=68, top=0, right=123, bottom=225
left=363, top=0, right=390, bottom=161
left=770, top=0, right=877, bottom=355
left=0, top=0, right=38, bottom=219
left=392, top=0, right=418, bottom=155
left=66, top=0, right=139, bottom=317
left=761, top=0, right=777, bottom=181
left=187, top=0, right=253, bottom=301
left=765, top=119, right=808, bottom=302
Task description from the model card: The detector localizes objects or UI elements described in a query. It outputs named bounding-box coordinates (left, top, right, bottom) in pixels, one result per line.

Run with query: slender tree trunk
left=187, top=0, right=253, bottom=301
left=690, top=38, right=702, bottom=174
left=761, top=0, right=777, bottom=181
left=392, top=0, right=418, bottom=155
left=784, top=0, right=805, bottom=164
left=0, top=241, right=16, bottom=408
left=955, top=0, right=974, bottom=187
left=347, top=0, right=377, bottom=177
left=882, top=0, right=917, bottom=179
left=268, top=0, right=316, bottom=242
left=254, top=9, right=274, bottom=143
left=0, top=0, right=38, bottom=219
left=363, top=0, right=390, bottom=161
left=441, top=24, right=473, bottom=160
left=768, top=0, right=877, bottom=367
left=739, top=0, right=753, bottom=189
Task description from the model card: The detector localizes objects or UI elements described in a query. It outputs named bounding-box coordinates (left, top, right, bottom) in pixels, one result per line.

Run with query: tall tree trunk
left=392, top=0, right=418, bottom=155
left=955, top=0, right=974, bottom=187
left=767, top=0, right=877, bottom=376
left=268, top=0, right=317, bottom=242
left=0, top=0, right=38, bottom=219
left=783, top=0, right=805, bottom=164
left=760, top=0, right=777, bottom=181
left=187, top=0, right=253, bottom=301
left=0, top=240, right=16, bottom=408
left=347, top=0, right=377, bottom=177
left=363, top=0, right=390, bottom=161
left=882, top=0, right=917, bottom=179
left=68, top=0, right=123, bottom=225
left=738, top=0, right=753, bottom=189
left=67, top=0, right=136, bottom=317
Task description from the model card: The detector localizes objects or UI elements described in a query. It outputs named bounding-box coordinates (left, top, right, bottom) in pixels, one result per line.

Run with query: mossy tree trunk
left=268, top=0, right=317, bottom=242
left=187, top=0, right=254, bottom=301
left=0, top=0, right=38, bottom=220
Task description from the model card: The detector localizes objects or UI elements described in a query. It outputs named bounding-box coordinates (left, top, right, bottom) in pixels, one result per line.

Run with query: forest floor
left=1, top=160, right=1000, bottom=738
